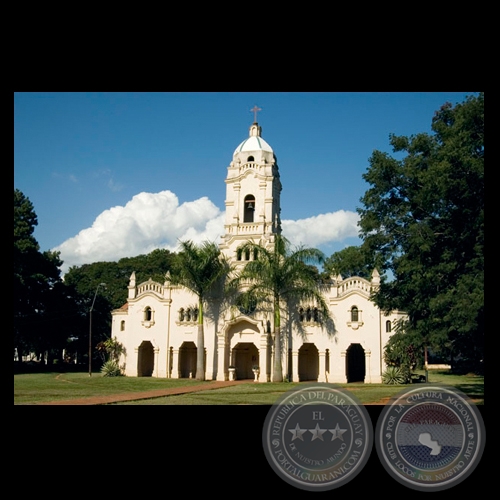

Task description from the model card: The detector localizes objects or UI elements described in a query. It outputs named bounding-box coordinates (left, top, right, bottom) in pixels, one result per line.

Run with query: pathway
left=36, top=379, right=249, bottom=405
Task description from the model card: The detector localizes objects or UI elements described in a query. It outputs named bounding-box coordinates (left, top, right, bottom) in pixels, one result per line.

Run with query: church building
left=111, top=118, right=405, bottom=383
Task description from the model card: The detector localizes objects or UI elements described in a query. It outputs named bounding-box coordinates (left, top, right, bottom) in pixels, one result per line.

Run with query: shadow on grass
left=454, top=382, right=485, bottom=401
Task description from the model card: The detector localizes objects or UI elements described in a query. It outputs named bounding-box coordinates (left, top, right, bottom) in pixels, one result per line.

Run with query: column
left=340, top=351, right=347, bottom=383
left=133, top=347, right=139, bottom=378
left=329, top=349, right=347, bottom=383
left=292, top=351, right=299, bottom=382
left=154, top=347, right=160, bottom=378
left=216, top=333, right=227, bottom=381
left=318, top=351, right=327, bottom=382
left=258, top=334, right=268, bottom=382
left=365, top=349, right=373, bottom=383
left=269, top=335, right=275, bottom=382
left=171, top=349, right=179, bottom=379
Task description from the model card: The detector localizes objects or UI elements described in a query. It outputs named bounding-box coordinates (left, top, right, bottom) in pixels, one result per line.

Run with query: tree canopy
left=64, top=248, right=176, bottom=311
left=14, top=189, right=72, bottom=363
left=357, top=92, right=484, bottom=372
left=322, top=245, right=377, bottom=280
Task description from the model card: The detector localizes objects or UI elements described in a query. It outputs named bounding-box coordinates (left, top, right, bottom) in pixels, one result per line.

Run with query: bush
left=382, top=366, right=407, bottom=385
left=100, top=360, right=123, bottom=377
left=384, top=330, right=422, bottom=372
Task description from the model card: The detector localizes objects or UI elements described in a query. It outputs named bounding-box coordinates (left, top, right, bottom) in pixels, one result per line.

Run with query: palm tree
left=229, top=235, right=331, bottom=382
left=170, top=240, right=231, bottom=381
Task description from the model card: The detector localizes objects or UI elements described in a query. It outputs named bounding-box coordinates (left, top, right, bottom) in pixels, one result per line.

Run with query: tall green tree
left=357, top=92, right=484, bottom=372
left=169, top=240, right=231, bottom=381
left=14, top=189, right=66, bottom=362
left=229, top=235, right=331, bottom=382
left=322, top=245, right=376, bottom=279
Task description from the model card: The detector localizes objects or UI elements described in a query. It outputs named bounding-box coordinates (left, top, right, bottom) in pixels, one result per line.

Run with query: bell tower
left=219, top=116, right=282, bottom=260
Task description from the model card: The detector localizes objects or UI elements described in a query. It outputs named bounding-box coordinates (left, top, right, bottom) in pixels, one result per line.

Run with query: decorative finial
left=129, top=271, right=136, bottom=287
left=250, top=105, right=262, bottom=123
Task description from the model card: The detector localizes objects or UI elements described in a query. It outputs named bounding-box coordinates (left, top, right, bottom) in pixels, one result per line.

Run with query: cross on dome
left=250, top=105, right=262, bottom=123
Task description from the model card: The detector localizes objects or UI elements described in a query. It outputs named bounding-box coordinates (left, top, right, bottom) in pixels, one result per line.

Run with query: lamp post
left=89, top=282, right=106, bottom=377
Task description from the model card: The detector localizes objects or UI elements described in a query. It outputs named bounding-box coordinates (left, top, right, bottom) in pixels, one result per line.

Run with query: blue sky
left=14, top=92, right=476, bottom=273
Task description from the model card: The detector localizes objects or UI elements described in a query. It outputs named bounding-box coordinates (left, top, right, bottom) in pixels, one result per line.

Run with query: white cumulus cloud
left=54, top=191, right=224, bottom=273
left=54, top=191, right=360, bottom=274
left=281, top=210, right=360, bottom=248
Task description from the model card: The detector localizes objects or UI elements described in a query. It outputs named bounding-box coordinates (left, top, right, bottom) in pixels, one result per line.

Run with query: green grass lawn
left=108, top=382, right=407, bottom=405
left=13, top=372, right=214, bottom=405
left=110, top=370, right=484, bottom=405
left=14, top=369, right=484, bottom=405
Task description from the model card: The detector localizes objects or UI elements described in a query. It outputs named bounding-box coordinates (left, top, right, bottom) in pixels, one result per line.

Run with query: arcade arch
left=137, top=340, right=154, bottom=377
left=298, top=343, right=319, bottom=381
left=346, top=343, right=366, bottom=382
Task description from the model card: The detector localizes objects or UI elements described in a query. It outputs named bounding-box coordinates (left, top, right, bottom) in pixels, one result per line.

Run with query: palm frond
left=228, top=234, right=334, bottom=381
left=168, top=239, right=233, bottom=381
left=170, top=240, right=231, bottom=299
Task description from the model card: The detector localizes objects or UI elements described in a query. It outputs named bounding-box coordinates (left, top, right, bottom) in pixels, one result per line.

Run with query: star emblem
left=329, top=423, right=347, bottom=441
left=288, top=423, right=307, bottom=441
left=309, top=423, right=327, bottom=441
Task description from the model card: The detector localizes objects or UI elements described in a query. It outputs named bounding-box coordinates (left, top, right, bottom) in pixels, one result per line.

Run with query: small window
left=142, top=306, right=155, bottom=328
left=120, top=320, right=125, bottom=331
left=179, top=308, right=185, bottom=321
left=313, top=308, right=319, bottom=323
left=306, top=308, right=312, bottom=322
left=351, top=306, right=359, bottom=322
left=247, top=155, right=255, bottom=162
left=386, top=320, right=392, bottom=333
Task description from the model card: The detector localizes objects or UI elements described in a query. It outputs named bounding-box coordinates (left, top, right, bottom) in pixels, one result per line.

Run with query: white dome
left=233, top=123, right=273, bottom=156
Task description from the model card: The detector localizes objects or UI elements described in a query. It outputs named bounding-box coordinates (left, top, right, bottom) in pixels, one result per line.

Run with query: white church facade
left=111, top=120, right=405, bottom=383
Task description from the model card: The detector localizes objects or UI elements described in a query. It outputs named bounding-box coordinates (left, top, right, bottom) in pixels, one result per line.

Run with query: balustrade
left=338, top=278, right=372, bottom=296
left=137, top=281, right=164, bottom=296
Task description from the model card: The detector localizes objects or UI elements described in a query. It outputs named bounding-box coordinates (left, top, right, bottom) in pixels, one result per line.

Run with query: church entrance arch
left=179, top=341, right=197, bottom=378
left=231, top=342, right=258, bottom=379
left=137, top=341, right=154, bottom=377
left=298, top=343, right=319, bottom=381
left=346, top=343, right=365, bottom=382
